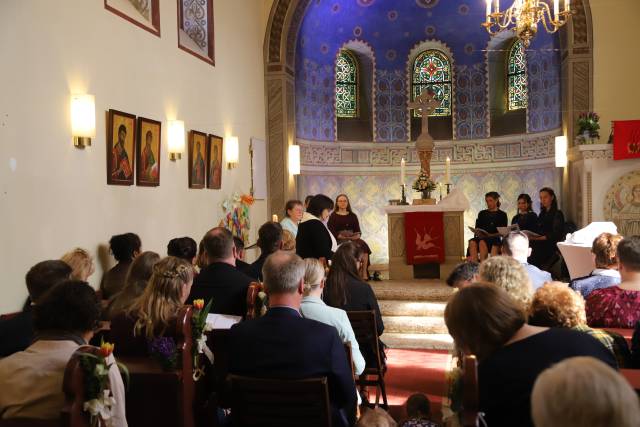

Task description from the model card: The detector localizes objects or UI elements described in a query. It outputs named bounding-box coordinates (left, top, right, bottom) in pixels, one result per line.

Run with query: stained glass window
left=412, top=50, right=452, bottom=117
left=508, top=40, right=528, bottom=111
left=336, top=51, right=358, bottom=118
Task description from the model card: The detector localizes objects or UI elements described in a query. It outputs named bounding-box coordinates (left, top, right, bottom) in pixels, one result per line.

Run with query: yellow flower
left=99, top=341, right=114, bottom=358
left=193, top=299, right=205, bottom=310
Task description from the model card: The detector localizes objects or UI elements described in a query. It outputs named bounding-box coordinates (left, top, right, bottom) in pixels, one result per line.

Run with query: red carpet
left=380, top=349, right=451, bottom=423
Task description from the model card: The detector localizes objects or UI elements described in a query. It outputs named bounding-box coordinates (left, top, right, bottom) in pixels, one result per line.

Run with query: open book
left=468, top=226, right=490, bottom=237
left=206, top=313, right=242, bottom=329
left=497, top=224, right=521, bottom=236
left=469, top=224, right=542, bottom=239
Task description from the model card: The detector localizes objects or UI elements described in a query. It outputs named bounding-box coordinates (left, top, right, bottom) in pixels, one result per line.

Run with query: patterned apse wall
left=294, top=0, right=561, bottom=141
left=300, top=167, right=558, bottom=265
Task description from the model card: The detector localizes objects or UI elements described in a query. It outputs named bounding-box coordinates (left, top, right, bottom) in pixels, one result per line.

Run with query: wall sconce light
left=289, top=145, right=300, bottom=175
left=555, top=135, right=568, bottom=167
left=167, top=120, right=185, bottom=161
left=70, top=94, right=95, bottom=148
left=226, top=136, right=239, bottom=169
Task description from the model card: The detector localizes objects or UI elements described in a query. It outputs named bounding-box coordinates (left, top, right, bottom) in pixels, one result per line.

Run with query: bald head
left=262, top=251, right=306, bottom=295
left=202, top=227, right=234, bottom=262
left=502, top=231, right=531, bottom=263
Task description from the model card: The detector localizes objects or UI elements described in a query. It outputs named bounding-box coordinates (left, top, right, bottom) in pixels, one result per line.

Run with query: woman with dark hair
left=296, top=194, right=337, bottom=261
left=328, top=194, right=372, bottom=280
left=444, top=283, right=616, bottom=427
left=324, top=242, right=384, bottom=367
left=529, top=187, right=565, bottom=269
left=511, top=193, right=538, bottom=232
left=167, top=237, right=197, bottom=264
left=468, top=191, right=508, bottom=261
left=280, top=199, right=304, bottom=237
left=100, top=232, right=142, bottom=299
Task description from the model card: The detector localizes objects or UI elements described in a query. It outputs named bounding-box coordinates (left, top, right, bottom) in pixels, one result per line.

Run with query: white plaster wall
left=0, top=0, right=268, bottom=312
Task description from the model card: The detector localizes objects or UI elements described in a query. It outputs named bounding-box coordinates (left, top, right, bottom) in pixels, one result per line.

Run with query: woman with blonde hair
left=531, top=357, right=640, bottom=427
left=570, top=232, right=622, bottom=298
left=478, top=255, right=533, bottom=307
left=60, top=248, right=95, bottom=281
left=300, top=258, right=365, bottom=375
left=110, top=256, right=194, bottom=356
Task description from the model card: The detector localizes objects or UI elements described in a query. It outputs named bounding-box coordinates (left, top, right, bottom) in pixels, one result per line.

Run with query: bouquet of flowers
left=577, top=112, right=600, bottom=139
left=191, top=299, right=214, bottom=381
left=412, top=171, right=437, bottom=193
left=148, top=337, right=178, bottom=371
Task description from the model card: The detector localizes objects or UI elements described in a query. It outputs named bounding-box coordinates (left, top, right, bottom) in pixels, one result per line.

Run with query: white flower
left=204, top=321, right=214, bottom=332
left=83, top=390, right=116, bottom=427
left=258, top=291, right=267, bottom=300
left=94, top=363, right=108, bottom=377
left=196, top=334, right=208, bottom=354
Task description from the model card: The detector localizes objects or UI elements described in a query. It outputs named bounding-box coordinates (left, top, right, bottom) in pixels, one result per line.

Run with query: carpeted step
left=382, top=315, right=449, bottom=334
left=382, top=332, right=454, bottom=350
left=379, top=300, right=446, bottom=317
left=370, top=280, right=454, bottom=302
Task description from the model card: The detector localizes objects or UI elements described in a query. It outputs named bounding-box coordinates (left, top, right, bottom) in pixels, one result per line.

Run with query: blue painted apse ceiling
left=294, top=0, right=562, bottom=142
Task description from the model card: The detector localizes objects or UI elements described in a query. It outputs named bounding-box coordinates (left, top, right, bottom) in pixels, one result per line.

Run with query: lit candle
left=445, top=156, right=451, bottom=184
left=565, top=0, right=570, bottom=12
left=553, top=0, right=559, bottom=19
left=486, top=0, right=491, bottom=21
left=400, top=158, right=406, bottom=187
left=272, top=214, right=278, bottom=222
left=494, top=0, right=500, bottom=14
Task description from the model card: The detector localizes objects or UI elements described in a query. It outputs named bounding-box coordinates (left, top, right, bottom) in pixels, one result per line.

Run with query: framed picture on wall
left=136, top=117, right=161, bottom=187
left=107, top=109, right=136, bottom=186
left=188, top=130, right=207, bottom=189
left=104, top=0, right=161, bottom=37
left=207, top=134, right=223, bottom=189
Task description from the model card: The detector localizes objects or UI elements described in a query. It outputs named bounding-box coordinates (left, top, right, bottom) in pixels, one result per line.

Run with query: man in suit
left=503, top=231, right=551, bottom=290
left=245, top=221, right=283, bottom=281
left=228, top=251, right=357, bottom=427
left=233, top=236, right=251, bottom=273
left=188, top=227, right=253, bottom=317
left=0, top=260, right=72, bottom=357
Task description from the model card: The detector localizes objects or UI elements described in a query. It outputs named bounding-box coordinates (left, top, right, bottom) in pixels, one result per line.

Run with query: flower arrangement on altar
left=577, top=112, right=600, bottom=142
left=412, top=171, right=437, bottom=198
left=220, top=193, right=254, bottom=244
left=79, top=340, right=128, bottom=427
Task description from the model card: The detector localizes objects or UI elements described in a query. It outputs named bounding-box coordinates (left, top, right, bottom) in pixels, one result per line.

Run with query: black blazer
left=228, top=307, right=356, bottom=427
left=296, top=219, right=334, bottom=260
left=0, top=311, right=33, bottom=357
left=187, top=262, right=252, bottom=317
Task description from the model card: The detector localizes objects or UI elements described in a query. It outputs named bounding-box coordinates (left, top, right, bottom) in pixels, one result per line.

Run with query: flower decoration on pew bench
left=192, top=299, right=214, bottom=381
left=79, top=340, right=129, bottom=427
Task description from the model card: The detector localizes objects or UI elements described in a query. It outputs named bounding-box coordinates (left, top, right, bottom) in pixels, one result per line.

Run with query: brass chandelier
left=482, top=0, right=573, bottom=47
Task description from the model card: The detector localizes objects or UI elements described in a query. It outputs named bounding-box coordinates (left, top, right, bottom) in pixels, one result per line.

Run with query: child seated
left=401, top=394, right=439, bottom=427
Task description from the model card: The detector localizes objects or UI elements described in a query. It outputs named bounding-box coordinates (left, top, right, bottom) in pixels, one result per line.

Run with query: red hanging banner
left=404, top=211, right=445, bottom=265
left=613, top=120, right=640, bottom=160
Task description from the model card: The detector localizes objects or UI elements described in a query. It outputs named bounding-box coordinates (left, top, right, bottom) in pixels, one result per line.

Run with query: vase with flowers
left=412, top=171, right=437, bottom=200
left=577, top=112, right=600, bottom=144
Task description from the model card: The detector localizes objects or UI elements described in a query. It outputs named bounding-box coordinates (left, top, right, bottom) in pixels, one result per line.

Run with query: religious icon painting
left=188, top=130, right=207, bottom=189
left=207, top=134, right=223, bottom=190
left=107, top=109, right=136, bottom=186
left=135, top=117, right=161, bottom=187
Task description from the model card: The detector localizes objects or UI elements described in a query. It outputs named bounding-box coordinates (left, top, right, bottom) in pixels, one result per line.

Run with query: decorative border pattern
left=567, top=143, right=613, bottom=161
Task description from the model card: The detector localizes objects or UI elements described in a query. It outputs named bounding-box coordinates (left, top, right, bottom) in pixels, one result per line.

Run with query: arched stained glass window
left=507, top=40, right=528, bottom=111
left=336, top=50, right=358, bottom=118
left=412, top=50, right=452, bottom=117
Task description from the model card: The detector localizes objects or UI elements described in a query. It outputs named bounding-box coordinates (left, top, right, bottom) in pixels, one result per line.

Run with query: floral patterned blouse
left=586, top=286, right=640, bottom=328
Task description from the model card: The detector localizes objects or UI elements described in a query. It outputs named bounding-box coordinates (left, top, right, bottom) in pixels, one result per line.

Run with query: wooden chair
left=0, top=311, right=21, bottom=321
left=245, top=282, right=264, bottom=320
left=117, top=306, right=196, bottom=427
left=461, top=355, right=480, bottom=427
left=227, top=375, right=331, bottom=427
left=346, top=310, right=387, bottom=409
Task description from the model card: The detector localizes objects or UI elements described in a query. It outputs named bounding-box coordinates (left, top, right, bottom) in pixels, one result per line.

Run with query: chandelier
left=482, top=0, right=573, bottom=47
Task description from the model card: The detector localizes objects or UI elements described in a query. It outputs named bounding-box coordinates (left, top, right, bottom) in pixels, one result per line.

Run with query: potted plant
left=577, top=112, right=600, bottom=144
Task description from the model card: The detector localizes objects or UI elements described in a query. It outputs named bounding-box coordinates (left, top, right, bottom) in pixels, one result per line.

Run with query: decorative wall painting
left=136, top=117, right=161, bottom=186
left=207, top=134, right=223, bottom=189
left=107, top=109, right=136, bottom=186
left=188, top=130, right=207, bottom=189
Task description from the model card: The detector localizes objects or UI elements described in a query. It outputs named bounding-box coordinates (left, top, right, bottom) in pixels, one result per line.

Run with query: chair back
left=228, top=375, right=331, bottom=427
left=461, top=355, right=479, bottom=427
left=245, top=282, right=264, bottom=320
left=346, top=310, right=383, bottom=373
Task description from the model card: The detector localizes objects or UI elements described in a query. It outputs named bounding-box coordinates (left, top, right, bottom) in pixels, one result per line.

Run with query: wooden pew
left=602, top=327, right=634, bottom=347
left=621, top=369, right=640, bottom=394
left=461, top=355, right=480, bottom=427
left=245, top=282, right=264, bottom=320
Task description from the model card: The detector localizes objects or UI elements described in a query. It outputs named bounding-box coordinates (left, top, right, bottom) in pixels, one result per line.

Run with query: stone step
left=382, top=315, right=449, bottom=334
left=371, top=280, right=454, bottom=302
left=381, top=332, right=454, bottom=351
left=379, top=300, right=446, bottom=317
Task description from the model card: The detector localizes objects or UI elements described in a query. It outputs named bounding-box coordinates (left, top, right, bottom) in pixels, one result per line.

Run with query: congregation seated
left=110, top=256, right=194, bottom=357
left=528, top=187, right=565, bottom=270
left=478, top=255, right=533, bottom=308
left=445, top=261, right=478, bottom=289
left=300, top=258, right=366, bottom=375
left=0, top=281, right=126, bottom=425
left=280, top=199, right=304, bottom=237
left=570, top=232, right=622, bottom=298
left=60, top=247, right=95, bottom=281
left=586, top=236, right=640, bottom=328
left=328, top=194, right=372, bottom=280
left=399, top=393, right=438, bottom=427
left=529, top=282, right=627, bottom=367
left=244, top=221, right=283, bottom=281
left=228, top=251, right=357, bottom=427
left=104, top=251, right=160, bottom=320
left=296, top=194, right=337, bottom=261
left=101, top=232, right=141, bottom=299
left=444, top=283, right=616, bottom=427
left=468, top=191, right=508, bottom=262
left=502, top=231, right=551, bottom=290
left=187, top=227, right=252, bottom=317
left=531, top=357, right=640, bottom=427
left=0, top=260, right=71, bottom=357
left=232, top=235, right=251, bottom=272
left=511, top=193, right=539, bottom=233
left=166, top=236, right=197, bottom=264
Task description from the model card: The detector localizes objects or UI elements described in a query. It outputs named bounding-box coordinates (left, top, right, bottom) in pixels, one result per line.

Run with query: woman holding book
left=468, top=192, right=508, bottom=262
left=512, top=193, right=539, bottom=233
left=529, top=187, right=566, bottom=270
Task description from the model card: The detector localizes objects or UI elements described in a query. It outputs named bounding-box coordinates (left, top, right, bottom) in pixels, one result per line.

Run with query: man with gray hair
left=228, top=251, right=356, bottom=427
left=502, top=231, right=551, bottom=290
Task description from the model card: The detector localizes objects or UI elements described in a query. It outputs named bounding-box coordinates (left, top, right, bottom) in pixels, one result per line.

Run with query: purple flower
left=148, top=337, right=178, bottom=371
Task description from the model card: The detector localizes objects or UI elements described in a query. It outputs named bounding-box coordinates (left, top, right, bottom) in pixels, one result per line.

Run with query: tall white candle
left=553, top=0, right=559, bottom=19
left=445, top=157, right=451, bottom=184
left=400, top=158, right=406, bottom=187
left=565, top=0, right=570, bottom=12
left=486, top=0, right=491, bottom=21
left=272, top=214, right=278, bottom=222
left=494, top=0, right=500, bottom=14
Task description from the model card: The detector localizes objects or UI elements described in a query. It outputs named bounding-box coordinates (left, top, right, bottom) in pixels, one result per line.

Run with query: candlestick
left=553, top=0, right=559, bottom=20
left=272, top=214, right=278, bottom=222
left=445, top=156, right=451, bottom=184
left=400, top=157, right=406, bottom=188
left=400, top=184, right=409, bottom=205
